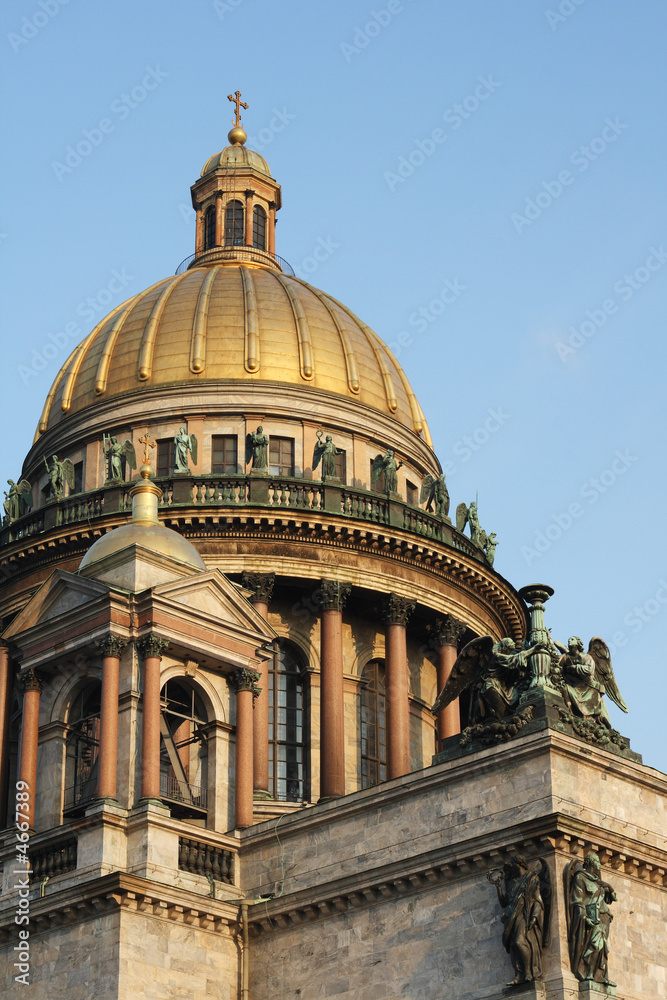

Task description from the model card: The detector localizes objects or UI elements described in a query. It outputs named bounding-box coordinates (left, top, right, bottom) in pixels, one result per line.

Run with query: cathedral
left=0, top=97, right=665, bottom=999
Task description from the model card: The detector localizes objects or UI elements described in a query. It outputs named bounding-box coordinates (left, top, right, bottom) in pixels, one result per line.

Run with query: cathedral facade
left=0, top=106, right=665, bottom=999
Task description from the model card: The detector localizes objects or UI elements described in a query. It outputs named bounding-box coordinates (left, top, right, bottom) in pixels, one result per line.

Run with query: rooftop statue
left=420, top=473, right=450, bottom=517
left=485, top=531, right=498, bottom=566
left=248, top=426, right=269, bottom=473
left=313, top=430, right=343, bottom=481
left=103, top=434, right=137, bottom=483
left=44, top=455, right=75, bottom=500
left=487, top=855, right=551, bottom=987
left=553, top=636, right=628, bottom=726
left=3, top=479, right=32, bottom=523
left=372, top=448, right=403, bottom=496
left=564, top=853, right=617, bottom=987
left=431, top=635, right=546, bottom=725
left=456, top=500, right=496, bottom=564
left=174, top=427, right=197, bottom=474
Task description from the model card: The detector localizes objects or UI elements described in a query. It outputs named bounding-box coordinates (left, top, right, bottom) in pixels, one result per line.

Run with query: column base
left=138, top=797, right=170, bottom=810
left=253, top=789, right=273, bottom=801
left=317, top=794, right=343, bottom=804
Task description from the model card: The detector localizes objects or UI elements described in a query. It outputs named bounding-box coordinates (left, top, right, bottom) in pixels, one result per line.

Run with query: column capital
left=230, top=667, right=261, bottom=698
left=18, top=668, right=42, bottom=693
left=318, top=580, right=351, bottom=613
left=97, top=635, right=128, bottom=659
left=430, top=614, right=466, bottom=647
left=137, top=635, right=170, bottom=660
left=383, top=594, right=416, bottom=627
left=241, top=571, right=276, bottom=605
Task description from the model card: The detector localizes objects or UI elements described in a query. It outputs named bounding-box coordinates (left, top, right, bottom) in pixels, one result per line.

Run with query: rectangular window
left=406, top=480, right=418, bottom=505
left=334, top=449, right=346, bottom=484
left=156, top=439, right=172, bottom=479
left=211, top=435, right=238, bottom=474
left=269, top=437, right=295, bottom=477
left=73, top=462, right=84, bottom=494
left=371, top=458, right=385, bottom=494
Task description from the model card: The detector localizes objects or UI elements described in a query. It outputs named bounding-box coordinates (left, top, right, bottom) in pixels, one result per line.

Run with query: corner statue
left=312, top=430, right=343, bottom=480
left=248, top=426, right=269, bottom=473
left=103, top=434, right=137, bottom=483
left=44, top=455, right=75, bottom=500
left=431, top=635, right=546, bottom=724
left=372, top=449, right=403, bottom=495
left=3, top=479, right=32, bottom=523
left=553, top=636, right=628, bottom=725
left=173, top=427, right=197, bottom=474
left=420, top=473, right=450, bottom=517
left=564, top=853, right=617, bottom=987
left=487, top=855, right=551, bottom=987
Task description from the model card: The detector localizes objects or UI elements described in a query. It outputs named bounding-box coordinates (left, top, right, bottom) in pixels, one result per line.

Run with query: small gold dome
left=37, top=262, right=431, bottom=444
left=201, top=142, right=270, bottom=177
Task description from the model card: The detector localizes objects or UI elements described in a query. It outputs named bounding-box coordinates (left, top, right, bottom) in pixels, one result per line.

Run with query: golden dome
left=201, top=143, right=271, bottom=177
left=37, top=261, right=431, bottom=444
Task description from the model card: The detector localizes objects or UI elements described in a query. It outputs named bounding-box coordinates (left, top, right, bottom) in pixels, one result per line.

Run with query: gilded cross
left=227, top=90, right=248, bottom=127
left=138, top=433, right=156, bottom=467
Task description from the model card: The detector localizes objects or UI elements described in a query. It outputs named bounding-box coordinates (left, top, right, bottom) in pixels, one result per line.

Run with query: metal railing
left=160, top=773, right=207, bottom=809
left=175, top=245, right=295, bottom=276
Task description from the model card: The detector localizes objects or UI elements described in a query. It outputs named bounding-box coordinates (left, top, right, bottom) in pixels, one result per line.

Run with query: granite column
left=319, top=580, right=350, bottom=800
left=138, top=636, right=169, bottom=802
left=383, top=595, right=416, bottom=779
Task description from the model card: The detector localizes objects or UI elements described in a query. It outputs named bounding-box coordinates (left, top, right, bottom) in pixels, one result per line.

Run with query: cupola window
left=204, top=206, right=217, bottom=249
left=159, top=680, right=208, bottom=818
left=269, top=437, right=295, bottom=477
left=360, top=660, right=386, bottom=788
left=268, top=641, right=305, bottom=801
left=225, top=200, right=244, bottom=246
left=64, top=682, right=102, bottom=815
left=252, top=206, right=267, bottom=250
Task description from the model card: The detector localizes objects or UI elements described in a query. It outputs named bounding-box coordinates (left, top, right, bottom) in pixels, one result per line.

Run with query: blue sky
left=1, top=0, right=666, bottom=770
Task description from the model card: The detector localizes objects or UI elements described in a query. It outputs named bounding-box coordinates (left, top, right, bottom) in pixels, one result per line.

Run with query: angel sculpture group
left=3, top=479, right=32, bottom=523
left=432, top=632, right=628, bottom=737
left=456, top=501, right=498, bottom=565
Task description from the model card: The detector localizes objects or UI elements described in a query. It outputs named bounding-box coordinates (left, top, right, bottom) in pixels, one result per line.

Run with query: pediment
left=152, top=570, right=276, bottom=638
left=3, top=569, right=110, bottom=639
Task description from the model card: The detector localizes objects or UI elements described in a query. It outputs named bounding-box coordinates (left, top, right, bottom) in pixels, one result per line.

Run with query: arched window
left=204, top=205, right=216, bottom=249
left=269, top=641, right=305, bottom=801
left=225, top=200, right=244, bottom=246
left=64, top=682, right=101, bottom=815
left=360, top=660, right=386, bottom=788
left=252, top=205, right=267, bottom=250
left=160, top=680, right=208, bottom=818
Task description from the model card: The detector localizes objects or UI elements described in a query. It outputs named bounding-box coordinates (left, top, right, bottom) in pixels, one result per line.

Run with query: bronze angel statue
left=371, top=449, right=402, bottom=495
left=3, top=479, right=32, bottom=523
left=44, top=455, right=75, bottom=500
left=173, top=427, right=197, bottom=474
left=312, top=430, right=343, bottom=480
left=456, top=500, right=486, bottom=548
left=432, top=634, right=546, bottom=725
left=103, top=434, right=137, bottom=483
left=552, top=636, right=627, bottom=725
left=488, top=855, right=551, bottom=987
left=420, top=473, right=450, bottom=517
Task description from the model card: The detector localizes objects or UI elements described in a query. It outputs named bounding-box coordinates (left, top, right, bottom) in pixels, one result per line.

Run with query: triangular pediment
left=152, top=570, right=276, bottom=638
left=3, top=569, right=110, bottom=640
